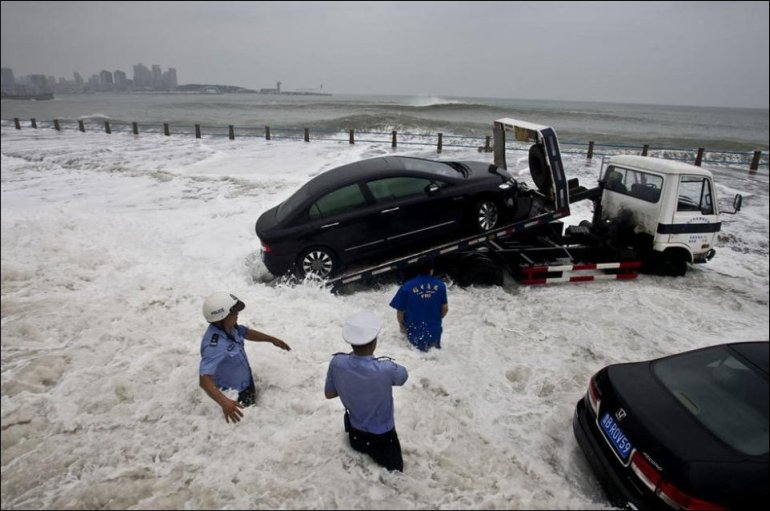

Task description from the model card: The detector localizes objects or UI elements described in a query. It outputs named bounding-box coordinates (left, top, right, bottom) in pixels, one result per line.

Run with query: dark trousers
left=238, top=382, right=257, bottom=406
left=345, top=411, right=403, bottom=472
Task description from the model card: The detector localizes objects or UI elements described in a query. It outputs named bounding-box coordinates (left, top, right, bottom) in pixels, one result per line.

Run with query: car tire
left=297, top=247, right=338, bottom=279
left=472, top=198, right=500, bottom=232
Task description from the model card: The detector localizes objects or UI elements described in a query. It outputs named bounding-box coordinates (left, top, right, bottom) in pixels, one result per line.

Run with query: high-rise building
left=133, top=63, right=152, bottom=89
left=114, top=70, right=128, bottom=90
left=1, top=67, right=16, bottom=92
left=152, top=64, right=162, bottom=89
left=73, top=71, right=83, bottom=86
left=163, top=67, right=177, bottom=89
left=99, top=70, right=114, bottom=90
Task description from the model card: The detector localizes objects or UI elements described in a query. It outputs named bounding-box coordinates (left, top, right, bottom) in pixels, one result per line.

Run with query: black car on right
left=573, top=341, right=768, bottom=510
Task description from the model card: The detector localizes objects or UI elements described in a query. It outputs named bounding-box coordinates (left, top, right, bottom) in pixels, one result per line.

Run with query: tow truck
left=326, top=118, right=742, bottom=290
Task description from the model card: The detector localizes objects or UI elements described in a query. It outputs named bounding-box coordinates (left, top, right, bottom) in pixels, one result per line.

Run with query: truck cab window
left=678, top=176, right=713, bottom=214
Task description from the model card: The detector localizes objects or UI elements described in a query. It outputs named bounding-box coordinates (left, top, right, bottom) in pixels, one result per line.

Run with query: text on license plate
left=600, top=412, right=633, bottom=462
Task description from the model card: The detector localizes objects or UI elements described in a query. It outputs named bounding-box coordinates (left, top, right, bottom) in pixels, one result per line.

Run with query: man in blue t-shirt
left=388, top=259, right=448, bottom=351
left=199, top=291, right=291, bottom=423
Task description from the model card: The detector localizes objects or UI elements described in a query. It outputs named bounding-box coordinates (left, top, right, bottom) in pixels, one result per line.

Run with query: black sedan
left=573, top=341, right=768, bottom=510
left=255, top=156, right=529, bottom=278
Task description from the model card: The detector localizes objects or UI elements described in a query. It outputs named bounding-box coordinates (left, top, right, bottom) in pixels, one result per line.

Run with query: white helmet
left=202, top=292, right=245, bottom=323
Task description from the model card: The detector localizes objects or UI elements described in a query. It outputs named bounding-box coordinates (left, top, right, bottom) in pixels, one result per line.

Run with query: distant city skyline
left=1, top=63, right=179, bottom=94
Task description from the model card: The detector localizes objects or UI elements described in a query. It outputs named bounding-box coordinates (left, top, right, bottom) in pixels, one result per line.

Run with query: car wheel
left=297, top=247, right=337, bottom=279
left=473, top=198, right=500, bottom=231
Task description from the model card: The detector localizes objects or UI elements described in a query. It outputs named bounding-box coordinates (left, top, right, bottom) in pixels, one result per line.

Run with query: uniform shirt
left=199, top=323, right=254, bottom=392
left=389, top=274, right=448, bottom=347
left=325, top=354, right=408, bottom=434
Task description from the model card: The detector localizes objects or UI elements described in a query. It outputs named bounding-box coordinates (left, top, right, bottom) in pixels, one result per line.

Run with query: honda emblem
left=615, top=408, right=627, bottom=421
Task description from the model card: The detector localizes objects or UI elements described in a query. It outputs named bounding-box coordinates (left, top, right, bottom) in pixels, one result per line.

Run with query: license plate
left=600, top=412, right=633, bottom=462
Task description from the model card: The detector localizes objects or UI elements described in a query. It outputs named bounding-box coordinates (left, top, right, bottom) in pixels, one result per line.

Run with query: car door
left=301, top=182, right=387, bottom=263
left=364, top=175, right=460, bottom=251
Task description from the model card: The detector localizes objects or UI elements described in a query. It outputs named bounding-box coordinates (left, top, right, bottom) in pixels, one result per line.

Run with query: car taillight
left=586, top=374, right=601, bottom=416
left=630, top=451, right=662, bottom=492
left=260, top=241, right=271, bottom=253
left=657, top=480, right=728, bottom=511
left=630, top=451, right=727, bottom=511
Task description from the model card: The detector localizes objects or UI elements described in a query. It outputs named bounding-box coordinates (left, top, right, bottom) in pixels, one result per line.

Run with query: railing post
left=304, top=128, right=310, bottom=142
left=694, top=148, right=704, bottom=166
left=641, top=144, right=649, bottom=156
left=195, top=124, right=201, bottom=138
left=132, top=122, right=139, bottom=135
left=13, top=118, right=21, bottom=129
left=31, top=118, right=37, bottom=129
left=587, top=141, right=594, bottom=159
left=437, top=133, right=443, bottom=154
left=349, top=129, right=354, bottom=144
left=53, top=119, right=61, bottom=131
left=78, top=120, right=85, bottom=132
left=163, top=123, right=170, bottom=136
left=392, top=130, right=397, bottom=148
left=484, top=135, right=491, bottom=152
left=104, top=121, right=111, bottom=134
left=265, top=126, right=271, bottom=140
left=750, top=150, right=761, bottom=174
left=229, top=125, right=235, bottom=140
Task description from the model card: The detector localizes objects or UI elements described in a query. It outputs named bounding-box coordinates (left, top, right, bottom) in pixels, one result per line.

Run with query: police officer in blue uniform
left=325, top=310, right=409, bottom=471
left=389, top=258, right=448, bottom=351
left=199, top=291, right=291, bottom=423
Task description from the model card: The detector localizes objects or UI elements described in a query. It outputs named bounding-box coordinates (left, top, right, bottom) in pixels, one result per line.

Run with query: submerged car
left=255, top=155, right=529, bottom=278
left=573, top=341, right=768, bottom=510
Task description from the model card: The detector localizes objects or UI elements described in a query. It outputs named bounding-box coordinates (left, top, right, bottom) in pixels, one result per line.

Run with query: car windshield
left=401, top=158, right=466, bottom=178
left=653, top=345, right=769, bottom=456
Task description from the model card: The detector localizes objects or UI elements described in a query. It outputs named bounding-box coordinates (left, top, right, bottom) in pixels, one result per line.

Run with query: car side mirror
left=425, top=183, right=440, bottom=196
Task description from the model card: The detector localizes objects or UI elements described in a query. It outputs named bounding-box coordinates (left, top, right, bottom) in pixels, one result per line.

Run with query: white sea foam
left=1, top=127, right=768, bottom=509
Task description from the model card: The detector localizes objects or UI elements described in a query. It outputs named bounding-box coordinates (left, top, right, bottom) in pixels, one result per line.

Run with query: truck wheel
left=472, top=198, right=500, bottom=232
left=297, top=247, right=337, bottom=279
left=457, top=255, right=503, bottom=287
left=657, top=252, right=688, bottom=277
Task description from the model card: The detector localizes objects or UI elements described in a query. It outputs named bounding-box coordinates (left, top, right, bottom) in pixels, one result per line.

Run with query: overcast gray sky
left=2, top=1, right=768, bottom=108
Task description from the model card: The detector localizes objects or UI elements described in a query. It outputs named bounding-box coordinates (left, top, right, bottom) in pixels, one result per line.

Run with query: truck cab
left=599, top=155, right=740, bottom=276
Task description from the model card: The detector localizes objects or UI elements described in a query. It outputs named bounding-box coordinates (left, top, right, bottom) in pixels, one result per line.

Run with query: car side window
left=308, top=184, right=367, bottom=220
left=367, top=177, right=435, bottom=202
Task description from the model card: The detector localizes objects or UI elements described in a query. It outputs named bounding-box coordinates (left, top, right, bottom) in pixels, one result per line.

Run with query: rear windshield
left=653, top=345, right=768, bottom=456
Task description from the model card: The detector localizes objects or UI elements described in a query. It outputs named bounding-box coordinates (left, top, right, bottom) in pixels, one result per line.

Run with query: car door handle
left=321, top=222, right=339, bottom=229
left=381, top=207, right=400, bottom=214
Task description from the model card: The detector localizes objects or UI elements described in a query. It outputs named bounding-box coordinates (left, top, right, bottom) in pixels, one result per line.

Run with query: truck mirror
left=723, top=194, right=743, bottom=215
